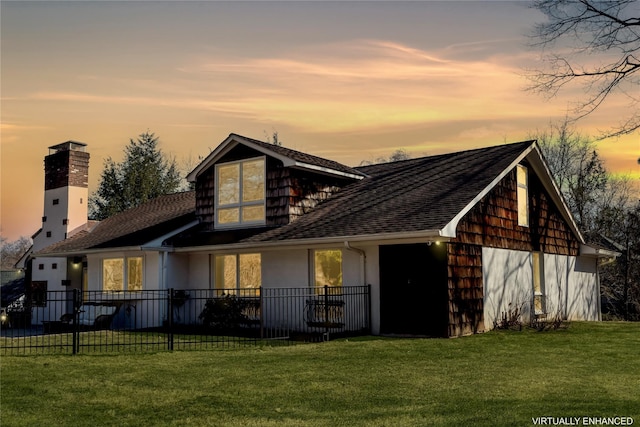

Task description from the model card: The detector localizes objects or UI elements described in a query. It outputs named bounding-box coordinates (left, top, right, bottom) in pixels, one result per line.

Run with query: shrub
left=198, top=295, right=250, bottom=331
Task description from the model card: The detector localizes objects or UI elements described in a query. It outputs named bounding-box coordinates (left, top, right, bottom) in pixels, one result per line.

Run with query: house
left=34, top=133, right=617, bottom=337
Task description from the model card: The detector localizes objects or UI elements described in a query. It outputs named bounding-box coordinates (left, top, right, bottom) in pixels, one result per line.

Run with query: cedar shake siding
left=268, top=165, right=348, bottom=226
left=447, top=243, right=484, bottom=337
left=455, top=165, right=580, bottom=255
left=195, top=165, right=216, bottom=227
left=195, top=144, right=353, bottom=231
left=446, top=164, right=581, bottom=336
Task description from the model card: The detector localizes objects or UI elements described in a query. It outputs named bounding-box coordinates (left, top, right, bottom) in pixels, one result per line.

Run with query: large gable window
left=103, top=257, right=143, bottom=292
left=216, top=157, right=265, bottom=227
left=516, top=164, right=529, bottom=227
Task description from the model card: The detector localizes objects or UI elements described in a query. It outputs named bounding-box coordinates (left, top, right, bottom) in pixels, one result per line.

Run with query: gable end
left=454, top=166, right=580, bottom=256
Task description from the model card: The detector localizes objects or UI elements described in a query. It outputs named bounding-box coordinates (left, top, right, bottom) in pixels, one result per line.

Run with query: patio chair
left=44, top=303, right=120, bottom=333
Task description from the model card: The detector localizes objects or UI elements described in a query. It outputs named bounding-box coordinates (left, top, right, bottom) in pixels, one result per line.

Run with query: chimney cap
left=48, top=141, right=88, bottom=155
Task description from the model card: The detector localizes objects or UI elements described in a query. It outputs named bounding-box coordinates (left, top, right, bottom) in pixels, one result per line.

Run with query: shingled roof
left=186, top=133, right=365, bottom=182
left=170, top=140, right=539, bottom=249
left=241, top=141, right=535, bottom=242
left=37, top=191, right=196, bottom=255
left=38, top=140, right=554, bottom=254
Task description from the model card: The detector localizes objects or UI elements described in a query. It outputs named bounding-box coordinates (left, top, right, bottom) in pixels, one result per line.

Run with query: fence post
left=367, top=284, right=372, bottom=334
left=324, top=285, right=330, bottom=340
left=259, top=287, right=264, bottom=339
left=72, top=289, right=80, bottom=355
left=167, top=288, right=174, bottom=351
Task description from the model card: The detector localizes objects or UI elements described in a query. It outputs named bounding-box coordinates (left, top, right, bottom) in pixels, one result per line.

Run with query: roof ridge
left=229, top=133, right=366, bottom=177
left=356, top=140, right=535, bottom=173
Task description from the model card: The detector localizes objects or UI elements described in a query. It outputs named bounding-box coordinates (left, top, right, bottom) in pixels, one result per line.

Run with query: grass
left=1, top=322, right=639, bottom=426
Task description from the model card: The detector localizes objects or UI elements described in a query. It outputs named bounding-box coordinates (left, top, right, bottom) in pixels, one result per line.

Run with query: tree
left=263, top=130, right=283, bottom=146
left=533, top=119, right=640, bottom=320
left=359, top=149, right=411, bottom=166
left=1, top=236, right=32, bottom=270
left=527, top=0, right=640, bottom=138
left=599, top=201, right=640, bottom=320
left=89, top=131, right=182, bottom=220
left=533, top=119, right=610, bottom=233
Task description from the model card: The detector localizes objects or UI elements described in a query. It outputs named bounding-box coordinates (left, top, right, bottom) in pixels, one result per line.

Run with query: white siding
left=483, top=247, right=533, bottom=329
left=183, top=253, right=209, bottom=289
left=545, top=254, right=599, bottom=321
left=262, top=249, right=309, bottom=288
left=483, top=248, right=600, bottom=329
left=166, top=253, right=190, bottom=290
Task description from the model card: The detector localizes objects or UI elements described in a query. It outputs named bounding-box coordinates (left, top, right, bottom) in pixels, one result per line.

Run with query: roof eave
left=34, top=246, right=145, bottom=258
left=290, top=161, right=366, bottom=180
left=526, top=144, right=585, bottom=244
left=140, top=220, right=200, bottom=251
left=186, top=134, right=363, bottom=182
left=441, top=142, right=537, bottom=239
left=14, top=246, right=33, bottom=269
left=172, top=229, right=447, bottom=253
left=441, top=141, right=586, bottom=245
left=580, top=244, right=621, bottom=259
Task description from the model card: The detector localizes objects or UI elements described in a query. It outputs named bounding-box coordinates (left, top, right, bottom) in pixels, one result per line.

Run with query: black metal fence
left=0, top=286, right=370, bottom=355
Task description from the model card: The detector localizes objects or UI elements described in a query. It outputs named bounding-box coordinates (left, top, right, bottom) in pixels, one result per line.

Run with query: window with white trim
left=214, top=253, right=261, bottom=295
left=516, top=164, right=529, bottom=227
left=215, top=157, right=265, bottom=227
left=102, top=257, right=143, bottom=292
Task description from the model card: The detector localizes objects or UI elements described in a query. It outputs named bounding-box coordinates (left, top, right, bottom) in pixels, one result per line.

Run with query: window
left=53, top=199, right=59, bottom=205
left=102, top=257, right=143, bottom=292
left=215, top=158, right=265, bottom=227
left=532, top=252, right=546, bottom=315
left=52, top=263, right=57, bottom=270
left=42, top=216, right=47, bottom=222
left=128, top=258, right=143, bottom=290
left=214, top=253, right=261, bottom=295
left=313, top=249, right=343, bottom=289
left=62, top=219, right=68, bottom=225
left=30, top=281, right=47, bottom=307
left=46, top=231, right=52, bottom=238
left=38, top=264, right=44, bottom=270
left=516, top=164, right=529, bottom=227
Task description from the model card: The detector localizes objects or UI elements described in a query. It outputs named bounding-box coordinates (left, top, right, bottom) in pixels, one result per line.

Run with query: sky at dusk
left=1, top=1, right=638, bottom=241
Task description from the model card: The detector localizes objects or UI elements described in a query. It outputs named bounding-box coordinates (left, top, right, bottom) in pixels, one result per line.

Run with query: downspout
left=162, top=251, right=169, bottom=291
left=159, top=250, right=169, bottom=324
left=344, top=241, right=371, bottom=334
left=344, top=241, right=366, bottom=286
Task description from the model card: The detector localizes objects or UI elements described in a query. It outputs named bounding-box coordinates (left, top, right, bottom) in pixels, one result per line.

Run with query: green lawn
left=1, top=322, right=639, bottom=427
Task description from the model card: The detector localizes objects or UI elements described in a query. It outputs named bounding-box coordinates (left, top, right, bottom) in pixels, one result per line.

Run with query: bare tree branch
left=527, top=0, right=640, bottom=138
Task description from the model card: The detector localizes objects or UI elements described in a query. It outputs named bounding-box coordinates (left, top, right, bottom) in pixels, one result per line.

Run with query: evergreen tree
left=89, top=131, right=182, bottom=220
